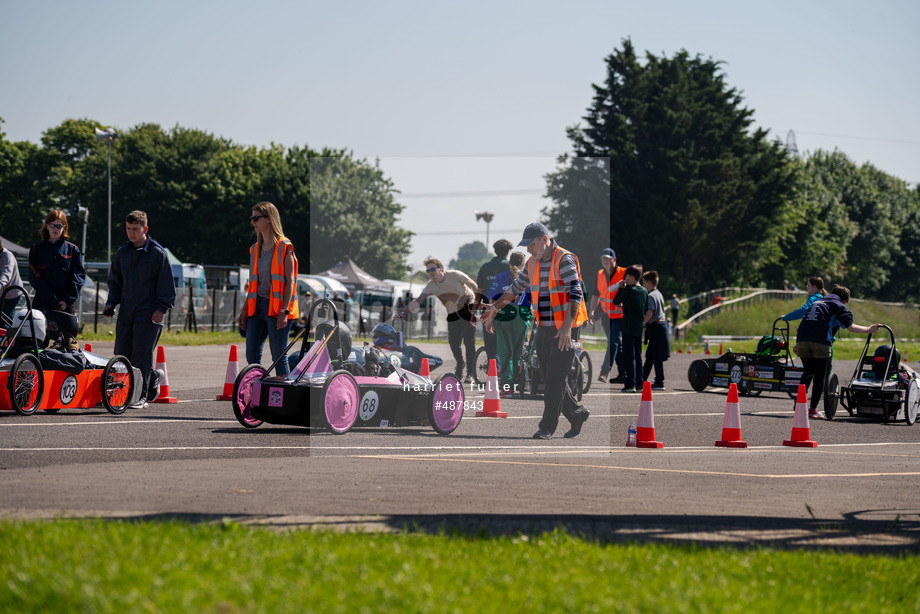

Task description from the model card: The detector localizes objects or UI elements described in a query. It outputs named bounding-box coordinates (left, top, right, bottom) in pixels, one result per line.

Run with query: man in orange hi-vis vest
left=588, top=248, right=626, bottom=384
left=482, top=222, right=591, bottom=440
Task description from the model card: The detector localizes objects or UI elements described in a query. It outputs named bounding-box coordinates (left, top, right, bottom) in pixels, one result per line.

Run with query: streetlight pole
left=95, top=128, right=119, bottom=261
left=474, top=210, right=494, bottom=250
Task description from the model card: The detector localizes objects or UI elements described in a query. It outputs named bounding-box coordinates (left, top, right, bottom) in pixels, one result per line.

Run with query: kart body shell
left=231, top=299, right=465, bottom=434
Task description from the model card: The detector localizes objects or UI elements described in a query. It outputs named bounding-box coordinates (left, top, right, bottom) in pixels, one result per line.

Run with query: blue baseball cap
left=518, top=222, right=550, bottom=246
left=601, top=248, right=616, bottom=259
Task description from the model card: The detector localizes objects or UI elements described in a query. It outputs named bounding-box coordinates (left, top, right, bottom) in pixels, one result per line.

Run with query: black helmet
left=871, top=345, right=901, bottom=380
left=372, top=323, right=399, bottom=349
left=314, top=319, right=352, bottom=360
left=45, top=309, right=80, bottom=339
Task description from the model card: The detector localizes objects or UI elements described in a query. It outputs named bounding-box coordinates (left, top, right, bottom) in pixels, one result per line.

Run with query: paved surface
left=2, top=341, right=919, bottom=551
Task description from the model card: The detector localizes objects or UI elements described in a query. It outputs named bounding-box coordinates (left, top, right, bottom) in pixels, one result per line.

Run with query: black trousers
left=535, top=326, right=582, bottom=434
left=115, top=318, right=164, bottom=398
left=800, top=356, right=830, bottom=410
left=447, top=304, right=476, bottom=376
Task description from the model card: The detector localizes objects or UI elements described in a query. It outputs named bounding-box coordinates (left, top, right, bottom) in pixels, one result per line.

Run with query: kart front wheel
left=102, top=355, right=135, bottom=414
left=429, top=373, right=464, bottom=435
left=232, top=365, right=266, bottom=428
left=687, top=360, right=710, bottom=392
left=578, top=351, right=593, bottom=394
left=8, top=353, right=44, bottom=415
left=322, top=370, right=359, bottom=434
left=824, top=372, right=840, bottom=420
left=472, top=346, right=490, bottom=385
left=904, top=378, right=918, bottom=426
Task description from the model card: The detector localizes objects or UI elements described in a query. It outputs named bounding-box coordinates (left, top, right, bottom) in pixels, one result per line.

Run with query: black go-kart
left=823, top=325, right=918, bottom=425
left=687, top=318, right=804, bottom=397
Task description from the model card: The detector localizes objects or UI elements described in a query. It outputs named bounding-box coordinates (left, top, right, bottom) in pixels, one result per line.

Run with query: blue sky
left=2, top=0, right=918, bottom=269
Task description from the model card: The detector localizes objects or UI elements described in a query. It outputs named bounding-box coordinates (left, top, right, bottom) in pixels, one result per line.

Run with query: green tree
left=307, top=155, right=412, bottom=280
left=546, top=39, right=795, bottom=290
left=448, top=241, right=488, bottom=277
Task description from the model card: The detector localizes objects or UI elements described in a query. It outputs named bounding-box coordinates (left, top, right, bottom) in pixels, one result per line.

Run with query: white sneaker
left=128, top=400, right=148, bottom=410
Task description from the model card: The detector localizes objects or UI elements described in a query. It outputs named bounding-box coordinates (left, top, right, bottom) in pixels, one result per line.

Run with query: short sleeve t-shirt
left=647, top=289, right=666, bottom=322
left=422, top=270, right=476, bottom=315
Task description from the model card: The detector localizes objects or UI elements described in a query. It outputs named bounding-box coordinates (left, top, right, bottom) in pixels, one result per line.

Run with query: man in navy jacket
left=104, top=210, right=176, bottom=407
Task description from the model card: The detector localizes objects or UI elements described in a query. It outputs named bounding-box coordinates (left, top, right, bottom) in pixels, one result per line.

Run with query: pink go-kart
left=230, top=299, right=466, bottom=434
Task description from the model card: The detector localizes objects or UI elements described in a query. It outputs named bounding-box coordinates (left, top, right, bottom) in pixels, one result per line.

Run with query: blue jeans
left=600, top=317, right=624, bottom=377
left=245, top=296, right=293, bottom=376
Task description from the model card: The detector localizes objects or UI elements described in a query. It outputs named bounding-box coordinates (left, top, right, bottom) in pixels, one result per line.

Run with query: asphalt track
left=2, top=341, right=919, bottom=552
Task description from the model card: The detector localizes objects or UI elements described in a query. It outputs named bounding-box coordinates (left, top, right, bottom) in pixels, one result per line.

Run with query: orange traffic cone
left=152, top=345, right=178, bottom=404
left=419, top=357, right=430, bottom=379
left=476, top=358, right=507, bottom=418
left=84, top=343, right=92, bottom=352
left=783, top=384, right=817, bottom=447
left=676, top=348, right=682, bottom=354
left=216, top=345, right=239, bottom=401
left=636, top=381, right=664, bottom=448
left=716, top=383, right=748, bottom=448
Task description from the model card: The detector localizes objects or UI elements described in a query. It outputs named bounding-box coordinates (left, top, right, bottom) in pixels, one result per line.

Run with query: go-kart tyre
left=472, top=346, right=490, bottom=385
left=8, top=353, right=44, bottom=415
left=232, top=365, right=266, bottom=428
left=429, top=373, right=465, bottom=435
left=904, top=378, right=919, bottom=426
left=513, top=364, right=527, bottom=399
left=579, top=352, right=593, bottom=394
left=567, top=360, right=584, bottom=402
left=102, top=355, right=135, bottom=414
left=687, top=360, right=710, bottom=392
left=824, top=372, right=840, bottom=420
left=322, top=370, right=359, bottom=434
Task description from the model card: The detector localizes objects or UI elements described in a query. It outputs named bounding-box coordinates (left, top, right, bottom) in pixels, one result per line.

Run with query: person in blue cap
left=482, top=222, right=590, bottom=440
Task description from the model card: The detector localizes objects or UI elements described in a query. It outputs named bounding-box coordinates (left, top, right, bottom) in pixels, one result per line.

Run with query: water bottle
left=626, top=422, right=637, bottom=447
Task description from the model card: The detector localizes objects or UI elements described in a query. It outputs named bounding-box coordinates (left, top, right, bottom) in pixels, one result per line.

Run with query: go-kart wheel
left=513, top=364, right=527, bottom=399
left=904, top=378, right=919, bottom=426
left=401, top=346, right=423, bottom=373
left=579, top=352, right=593, bottom=394
left=824, top=372, right=840, bottom=420
left=322, top=370, right=359, bottom=434
left=232, top=365, right=266, bottom=428
left=429, top=373, right=465, bottom=435
left=567, top=360, right=584, bottom=402
left=102, top=355, right=135, bottom=414
left=8, top=353, right=44, bottom=415
left=687, top=360, right=710, bottom=392
left=472, top=346, right=490, bottom=385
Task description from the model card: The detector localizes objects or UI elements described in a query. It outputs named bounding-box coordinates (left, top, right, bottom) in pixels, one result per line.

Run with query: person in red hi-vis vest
left=483, top=222, right=591, bottom=440
left=238, top=202, right=299, bottom=376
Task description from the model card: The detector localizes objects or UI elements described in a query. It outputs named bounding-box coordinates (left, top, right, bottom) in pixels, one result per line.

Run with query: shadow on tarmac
left=88, top=510, right=920, bottom=554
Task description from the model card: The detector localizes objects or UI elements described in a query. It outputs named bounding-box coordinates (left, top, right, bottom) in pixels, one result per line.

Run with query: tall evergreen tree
left=546, top=39, right=795, bottom=290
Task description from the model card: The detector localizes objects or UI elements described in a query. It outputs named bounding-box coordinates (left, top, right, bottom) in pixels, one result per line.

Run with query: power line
left=399, top=188, right=545, bottom=199
left=412, top=228, right=521, bottom=236
left=796, top=131, right=920, bottom=146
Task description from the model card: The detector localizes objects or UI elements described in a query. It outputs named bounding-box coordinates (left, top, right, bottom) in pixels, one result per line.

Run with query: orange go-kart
left=0, top=286, right=140, bottom=416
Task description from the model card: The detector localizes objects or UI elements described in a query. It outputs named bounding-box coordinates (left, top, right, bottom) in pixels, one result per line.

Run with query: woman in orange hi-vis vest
left=237, top=202, right=299, bottom=375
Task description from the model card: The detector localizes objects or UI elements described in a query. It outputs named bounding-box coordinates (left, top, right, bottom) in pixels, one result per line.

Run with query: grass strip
left=1, top=519, right=918, bottom=613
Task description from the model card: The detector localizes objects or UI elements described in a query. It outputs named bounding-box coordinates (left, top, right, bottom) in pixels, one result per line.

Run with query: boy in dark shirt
left=612, top=265, right=648, bottom=392
left=795, top=284, right=881, bottom=418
